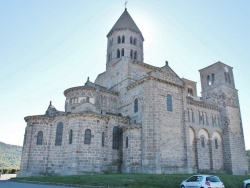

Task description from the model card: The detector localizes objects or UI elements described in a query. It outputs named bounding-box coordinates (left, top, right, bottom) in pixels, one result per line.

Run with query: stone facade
left=18, top=8, right=248, bottom=176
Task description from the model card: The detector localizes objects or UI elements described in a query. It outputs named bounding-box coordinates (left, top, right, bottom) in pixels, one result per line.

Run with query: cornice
left=187, top=98, right=220, bottom=111
left=127, top=76, right=184, bottom=90
left=122, top=125, right=142, bottom=131
left=107, top=114, right=129, bottom=124
left=64, top=85, right=119, bottom=97
left=67, top=112, right=108, bottom=121
left=99, top=89, right=119, bottom=96
left=24, top=115, right=52, bottom=122
left=64, top=86, right=96, bottom=96
left=24, top=111, right=129, bottom=125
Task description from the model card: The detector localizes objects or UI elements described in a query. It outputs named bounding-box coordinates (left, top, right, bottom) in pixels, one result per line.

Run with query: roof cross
left=124, top=0, right=128, bottom=8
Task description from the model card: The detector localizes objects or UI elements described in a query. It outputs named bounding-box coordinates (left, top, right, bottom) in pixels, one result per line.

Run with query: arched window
left=103, top=96, right=107, bottom=107
left=108, top=53, right=110, bottom=62
left=212, top=114, right=217, bottom=126
left=74, top=98, right=78, bottom=104
left=118, top=36, right=121, bottom=44
left=130, top=36, right=133, bottom=44
left=117, top=49, right=120, bottom=58
left=108, top=52, right=112, bottom=62
left=134, top=98, right=138, bottom=113
left=109, top=39, right=113, bottom=47
left=199, top=112, right=204, bottom=124
left=121, top=48, right=124, bottom=56
left=215, top=138, right=218, bottom=149
left=100, top=95, right=103, bottom=106
left=84, top=129, right=91, bottom=144
left=37, top=131, right=43, bottom=145
left=55, top=122, right=63, bottom=146
left=130, top=49, right=133, bottom=58
left=211, top=73, right=215, bottom=84
left=122, top=35, right=125, bottom=43
left=102, top=132, right=104, bottom=147
left=134, top=51, right=137, bottom=60
left=188, top=87, right=193, bottom=97
left=126, top=136, right=128, bottom=148
left=113, top=126, right=119, bottom=149
left=217, top=115, right=220, bottom=126
left=228, top=73, right=231, bottom=84
left=133, top=38, right=137, bottom=45
left=187, top=109, right=190, bottom=122
left=191, top=109, right=195, bottom=122
left=212, top=114, right=215, bottom=126
left=198, top=111, right=201, bottom=124
left=201, top=136, right=205, bottom=148
left=224, top=72, right=228, bottom=82
left=207, top=75, right=211, bottom=85
left=205, top=112, right=209, bottom=125
left=23, top=130, right=27, bottom=145
left=69, top=129, right=73, bottom=144
left=167, top=94, right=172, bottom=112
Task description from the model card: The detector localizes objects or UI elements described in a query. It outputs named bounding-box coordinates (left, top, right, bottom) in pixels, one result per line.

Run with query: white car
left=180, top=174, right=225, bottom=188
left=243, top=179, right=250, bottom=188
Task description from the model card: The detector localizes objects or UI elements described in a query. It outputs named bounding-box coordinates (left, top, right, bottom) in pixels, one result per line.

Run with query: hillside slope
left=0, top=141, right=22, bottom=168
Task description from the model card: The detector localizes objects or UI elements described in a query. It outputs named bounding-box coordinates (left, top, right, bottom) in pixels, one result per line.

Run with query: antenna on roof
left=124, top=0, right=128, bottom=9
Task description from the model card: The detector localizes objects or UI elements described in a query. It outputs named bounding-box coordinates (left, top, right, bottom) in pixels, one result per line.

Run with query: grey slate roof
left=107, top=8, right=144, bottom=40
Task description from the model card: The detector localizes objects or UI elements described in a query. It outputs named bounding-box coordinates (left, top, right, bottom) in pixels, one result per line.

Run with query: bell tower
left=106, top=8, right=144, bottom=68
left=199, top=61, right=248, bottom=174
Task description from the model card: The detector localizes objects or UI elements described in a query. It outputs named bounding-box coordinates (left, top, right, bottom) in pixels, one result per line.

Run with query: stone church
left=19, top=8, right=248, bottom=176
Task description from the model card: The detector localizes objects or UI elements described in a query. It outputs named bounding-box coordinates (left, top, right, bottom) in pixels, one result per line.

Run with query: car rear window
left=206, top=176, right=220, bottom=182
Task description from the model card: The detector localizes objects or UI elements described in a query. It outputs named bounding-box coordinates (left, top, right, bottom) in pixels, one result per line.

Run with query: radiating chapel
left=19, top=8, right=248, bottom=176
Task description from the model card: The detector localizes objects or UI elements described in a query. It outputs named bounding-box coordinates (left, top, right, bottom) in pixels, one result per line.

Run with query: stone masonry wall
left=122, top=127, right=142, bottom=173
left=156, top=81, right=186, bottom=173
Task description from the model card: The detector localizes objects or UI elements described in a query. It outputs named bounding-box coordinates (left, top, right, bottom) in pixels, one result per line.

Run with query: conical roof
left=107, top=8, right=144, bottom=40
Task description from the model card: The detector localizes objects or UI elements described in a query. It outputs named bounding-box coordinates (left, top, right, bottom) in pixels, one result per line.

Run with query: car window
left=187, top=176, right=203, bottom=182
left=187, top=176, right=196, bottom=182
left=197, top=176, right=203, bottom=182
left=206, top=176, right=221, bottom=182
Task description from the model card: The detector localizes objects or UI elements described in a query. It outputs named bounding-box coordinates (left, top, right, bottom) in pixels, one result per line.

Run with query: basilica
left=19, top=8, right=248, bottom=176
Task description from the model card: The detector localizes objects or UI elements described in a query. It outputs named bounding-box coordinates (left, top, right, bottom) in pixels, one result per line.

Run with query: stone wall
left=19, top=113, right=128, bottom=176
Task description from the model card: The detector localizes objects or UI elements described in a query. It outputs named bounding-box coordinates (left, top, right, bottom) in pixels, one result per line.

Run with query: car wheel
left=246, top=184, right=250, bottom=188
left=181, top=185, right=185, bottom=188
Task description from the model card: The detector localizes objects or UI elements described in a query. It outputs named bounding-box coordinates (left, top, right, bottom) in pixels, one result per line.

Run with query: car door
left=185, top=176, right=200, bottom=188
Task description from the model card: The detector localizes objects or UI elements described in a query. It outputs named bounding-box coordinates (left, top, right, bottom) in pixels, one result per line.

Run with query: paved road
left=0, top=181, right=74, bottom=188
left=0, top=174, right=74, bottom=188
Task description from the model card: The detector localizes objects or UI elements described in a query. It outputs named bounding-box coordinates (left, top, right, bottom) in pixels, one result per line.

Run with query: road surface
left=0, top=174, right=74, bottom=188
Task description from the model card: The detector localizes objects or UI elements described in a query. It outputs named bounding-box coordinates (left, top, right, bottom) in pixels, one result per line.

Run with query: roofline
left=107, top=28, right=144, bottom=41
left=63, top=85, right=119, bottom=97
left=199, top=61, right=233, bottom=72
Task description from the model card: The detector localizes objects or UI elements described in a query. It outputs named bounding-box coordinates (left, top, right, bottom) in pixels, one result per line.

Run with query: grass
left=14, top=173, right=249, bottom=188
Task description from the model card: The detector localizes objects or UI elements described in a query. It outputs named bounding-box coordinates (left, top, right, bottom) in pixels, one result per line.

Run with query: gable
left=159, top=65, right=184, bottom=86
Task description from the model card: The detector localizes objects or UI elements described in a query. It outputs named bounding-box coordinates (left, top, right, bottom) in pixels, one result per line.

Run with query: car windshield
left=206, top=176, right=221, bottom=182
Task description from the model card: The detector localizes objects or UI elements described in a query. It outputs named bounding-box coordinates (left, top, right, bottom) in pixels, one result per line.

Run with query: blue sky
left=0, top=0, right=249, bottom=150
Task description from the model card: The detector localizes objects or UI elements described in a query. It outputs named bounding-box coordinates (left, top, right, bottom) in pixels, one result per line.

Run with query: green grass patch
left=14, top=173, right=249, bottom=188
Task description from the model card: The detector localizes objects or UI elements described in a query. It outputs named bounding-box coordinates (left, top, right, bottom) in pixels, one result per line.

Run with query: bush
left=0, top=168, right=20, bottom=174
